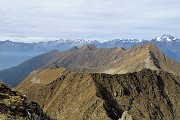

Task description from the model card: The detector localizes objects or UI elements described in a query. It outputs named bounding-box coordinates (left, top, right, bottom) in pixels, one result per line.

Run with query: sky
left=0, top=0, right=180, bottom=42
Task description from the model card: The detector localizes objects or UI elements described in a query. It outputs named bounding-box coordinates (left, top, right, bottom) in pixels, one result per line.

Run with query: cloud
left=0, top=0, right=179, bottom=42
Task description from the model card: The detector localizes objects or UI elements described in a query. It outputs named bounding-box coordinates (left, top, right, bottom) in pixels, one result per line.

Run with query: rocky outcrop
left=0, top=81, right=50, bottom=120
left=16, top=68, right=180, bottom=120
left=92, top=69, right=180, bottom=120
left=120, top=111, right=132, bottom=120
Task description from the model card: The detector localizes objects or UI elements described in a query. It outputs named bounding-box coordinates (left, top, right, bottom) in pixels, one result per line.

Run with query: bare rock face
left=120, top=111, right=132, bottom=120
left=16, top=68, right=180, bottom=120
left=0, top=81, right=50, bottom=120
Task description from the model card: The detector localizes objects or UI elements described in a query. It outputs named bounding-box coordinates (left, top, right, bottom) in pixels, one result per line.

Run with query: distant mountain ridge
left=0, top=34, right=179, bottom=51
left=0, top=34, right=179, bottom=70
left=0, top=39, right=99, bottom=52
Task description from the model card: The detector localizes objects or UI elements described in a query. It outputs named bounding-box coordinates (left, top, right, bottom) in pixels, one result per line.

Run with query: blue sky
left=0, top=0, right=180, bottom=42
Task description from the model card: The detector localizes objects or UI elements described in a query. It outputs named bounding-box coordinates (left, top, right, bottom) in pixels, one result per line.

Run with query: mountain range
left=0, top=43, right=179, bottom=87
left=0, top=39, right=179, bottom=120
left=0, top=34, right=179, bottom=70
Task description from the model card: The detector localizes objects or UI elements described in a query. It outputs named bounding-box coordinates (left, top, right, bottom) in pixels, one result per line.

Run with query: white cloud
left=0, top=0, right=179, bottom=42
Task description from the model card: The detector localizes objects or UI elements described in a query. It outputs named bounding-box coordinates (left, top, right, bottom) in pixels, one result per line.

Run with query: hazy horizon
left=0, top=0, right=180, bottom=42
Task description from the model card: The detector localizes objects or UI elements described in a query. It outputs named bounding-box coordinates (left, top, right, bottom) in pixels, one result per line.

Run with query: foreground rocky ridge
left=16, top=68, right=180, bottom=120
left=0, top=81, right=50, bottom=120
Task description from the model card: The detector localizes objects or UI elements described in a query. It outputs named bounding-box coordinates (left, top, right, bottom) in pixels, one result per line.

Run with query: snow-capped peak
left=73, top=39, right=91, bottom=43
left=108, top=39, right=145, bottom=44
left=155, top=34, right=177, bottom=42
left=50, top=39, right=93, bottom=44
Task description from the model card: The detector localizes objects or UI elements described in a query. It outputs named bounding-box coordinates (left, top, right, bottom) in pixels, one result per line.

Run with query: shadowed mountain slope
left=15, top=68, right=180, bottom=120
left=1, top=43, right=180, bottom=87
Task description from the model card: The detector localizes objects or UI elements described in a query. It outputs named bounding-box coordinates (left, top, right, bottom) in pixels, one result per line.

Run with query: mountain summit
left=154, top=34, right=178, bottom=42
left=101, top=42, right=180, bottom=74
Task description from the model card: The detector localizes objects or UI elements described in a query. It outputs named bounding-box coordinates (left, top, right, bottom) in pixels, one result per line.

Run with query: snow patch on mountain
left=155, top=34, right=178, bottom=42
